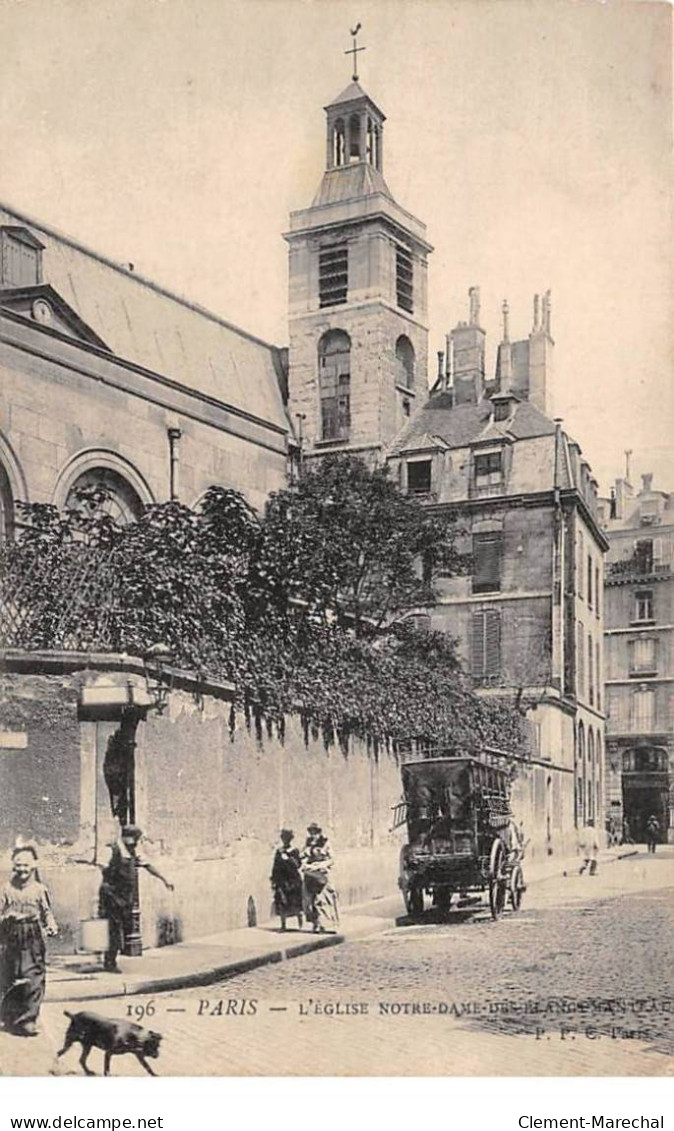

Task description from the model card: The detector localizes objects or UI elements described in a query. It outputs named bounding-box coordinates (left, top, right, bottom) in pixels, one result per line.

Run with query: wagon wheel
left=488, top=838, right=507, bottom=921
left=403, top=883, right=424, bottom=918
left=509, top=863, right=525, bottom=912
left=434, top=888, right=453, bottom=914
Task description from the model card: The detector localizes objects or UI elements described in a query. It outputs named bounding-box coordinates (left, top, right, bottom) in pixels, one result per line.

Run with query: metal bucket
left=80, top=918, right=109, bottom=952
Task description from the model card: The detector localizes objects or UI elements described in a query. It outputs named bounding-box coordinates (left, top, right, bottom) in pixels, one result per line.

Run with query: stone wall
left=0, top=658, right=405, bottom=952
left=0, top=654, right=580, bottom=954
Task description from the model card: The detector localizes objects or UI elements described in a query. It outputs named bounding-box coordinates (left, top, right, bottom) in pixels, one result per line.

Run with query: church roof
left=0, top=204, right=289, bottom=435
left=312, top=162, right=393, bottom=207
left=325, top=81, right=385, bottom=118
left=389, top=393, right=557, bottom=456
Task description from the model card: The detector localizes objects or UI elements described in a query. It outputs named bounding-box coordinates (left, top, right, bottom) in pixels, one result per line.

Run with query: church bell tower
left=285, top=39, right=432, bottom=462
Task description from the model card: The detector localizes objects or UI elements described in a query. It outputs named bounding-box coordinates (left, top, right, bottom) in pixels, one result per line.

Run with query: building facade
left=384, top=295, right=607, bottom=857
left=601, top=473, right=674, bottom=843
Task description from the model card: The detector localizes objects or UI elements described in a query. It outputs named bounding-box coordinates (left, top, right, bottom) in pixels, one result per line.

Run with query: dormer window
left=407, top=459, right=431, bottom=496
left=1, top=227, right=44, bottom=288
left=474, top=450, right=503, bottom=486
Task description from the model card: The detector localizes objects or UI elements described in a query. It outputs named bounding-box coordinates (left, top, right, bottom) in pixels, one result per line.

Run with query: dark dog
left=56, top=1010, right=162, bottom=1076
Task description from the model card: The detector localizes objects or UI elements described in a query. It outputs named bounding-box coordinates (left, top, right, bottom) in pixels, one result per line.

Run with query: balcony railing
left=606, top=555, right=671, bottom=582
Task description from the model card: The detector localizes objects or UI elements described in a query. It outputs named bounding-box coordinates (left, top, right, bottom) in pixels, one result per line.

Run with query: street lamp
left=141, top=642, right=175, bottom=715
left=119, top=642, right=175, bottom=958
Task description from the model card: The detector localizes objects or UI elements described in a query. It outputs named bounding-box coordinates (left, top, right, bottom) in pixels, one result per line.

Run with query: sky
left=0, top=0, right=671, bottom=495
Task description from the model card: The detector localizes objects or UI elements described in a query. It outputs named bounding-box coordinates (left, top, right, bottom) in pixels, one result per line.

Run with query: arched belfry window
left=348, top=114, right=361, bottom=163
left=0, top=461, right=15, bottom=542
left=66, top=467, right=144, bottom=527
left=366, top=118, right=374, bottom=165
left=395, top=335, right=415, bottom=390
left=333, top=118, right=345, bottom=167
left=318, top=330, right=351, bottom=442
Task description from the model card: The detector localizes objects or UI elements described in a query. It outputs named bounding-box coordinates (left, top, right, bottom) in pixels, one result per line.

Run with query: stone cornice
left=0, top=311, right=289, bottom=456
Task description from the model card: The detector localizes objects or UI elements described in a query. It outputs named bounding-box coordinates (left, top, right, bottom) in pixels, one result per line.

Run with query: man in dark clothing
left=98, top=826, right=173, bottom=972
left=646, top=815, right=660, bottom=855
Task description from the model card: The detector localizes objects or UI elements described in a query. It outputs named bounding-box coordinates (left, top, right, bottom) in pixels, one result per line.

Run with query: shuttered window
left=631, top=689, right=655, bottom=733
left=319, top=244, right=348, bottom=308
left=396, top=245, right=414, bottom=313
left=629, top=637, right=656, bottom=675
left=472, top=533, right=502, bottom=594
left=472, top=609, right=501, bottom=685
left=577, top=622, right=584, bottom=699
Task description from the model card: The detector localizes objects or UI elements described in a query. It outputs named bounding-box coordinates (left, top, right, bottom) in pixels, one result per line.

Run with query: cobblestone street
left=2, top=851, right=673, bottom=1077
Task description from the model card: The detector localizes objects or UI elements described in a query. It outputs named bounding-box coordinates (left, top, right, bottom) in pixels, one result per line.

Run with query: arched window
left=395, top=335, right=415, bottom=390
left=318, top=330, right=351, bottom=442
left=0, top=461, right=15, bottom=542
left=348, top=114, right=361, bottom=163
left=66, top=467, right=144, bottom=527
left=366, top=118, right=373, bottom=164
left=576, top=722, right=585, bottom=825
left=333, top=119, right=345, bottom=167
left=588, top=728, right=595, bottom=821
left=596, top=733, right=603, bottom=819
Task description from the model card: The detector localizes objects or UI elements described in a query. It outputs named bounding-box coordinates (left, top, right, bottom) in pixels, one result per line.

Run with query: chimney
left=436, top=351, right=445, bottom=384
left=528, top=289, right=554, bottom=415
left=641, top=472, right=654, bottom=494
left=494, top=298, right=513, bottom=394
left=449, top=287, right=486, bottom=406
left=614, top=476, right=634, bottom=520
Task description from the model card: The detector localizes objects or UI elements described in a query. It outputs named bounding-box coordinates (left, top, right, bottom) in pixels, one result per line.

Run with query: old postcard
left=0, top=0, right=672, bottom=1080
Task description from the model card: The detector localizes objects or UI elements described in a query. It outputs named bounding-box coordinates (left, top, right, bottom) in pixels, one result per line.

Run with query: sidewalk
left=44, top=844, right=639, bottom=1004
left=45, top=905, right=396, bottom=1003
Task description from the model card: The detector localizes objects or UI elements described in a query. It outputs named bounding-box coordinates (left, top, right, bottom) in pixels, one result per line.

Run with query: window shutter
left=484, top=609, right=501, bottom=677
left=473, top=534, right=502, bottom=593
left=472, top=613, right=485, bottom=678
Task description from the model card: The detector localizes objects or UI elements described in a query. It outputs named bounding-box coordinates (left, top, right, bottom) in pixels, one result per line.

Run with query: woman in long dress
left=302, top=824, right=339, bottom=934
left=270, top=829, right=304, bottom=931
left=0, top=845, right=58, bottom=1037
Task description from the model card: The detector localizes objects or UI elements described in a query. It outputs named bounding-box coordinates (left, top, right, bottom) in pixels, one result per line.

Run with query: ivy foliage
left=2, top=458, right=525, bottom=754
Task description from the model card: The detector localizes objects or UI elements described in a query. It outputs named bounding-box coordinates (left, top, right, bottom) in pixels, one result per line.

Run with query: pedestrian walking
left=621, top=817, right=634, bottom=846
left=578, top=822, right=599, bottom=876
left=646, top=814, right=660, bottom=855
left=301, top=823, right=339, bottom=934
left=0, top=844, right=58, bottom=1037
left=98, top=825, right=173, bottom=972
left=270, top=829, right=304, bottom=931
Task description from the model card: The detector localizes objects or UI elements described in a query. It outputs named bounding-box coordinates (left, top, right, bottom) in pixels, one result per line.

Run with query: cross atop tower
left=345, top=23, right=366, bottom=82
